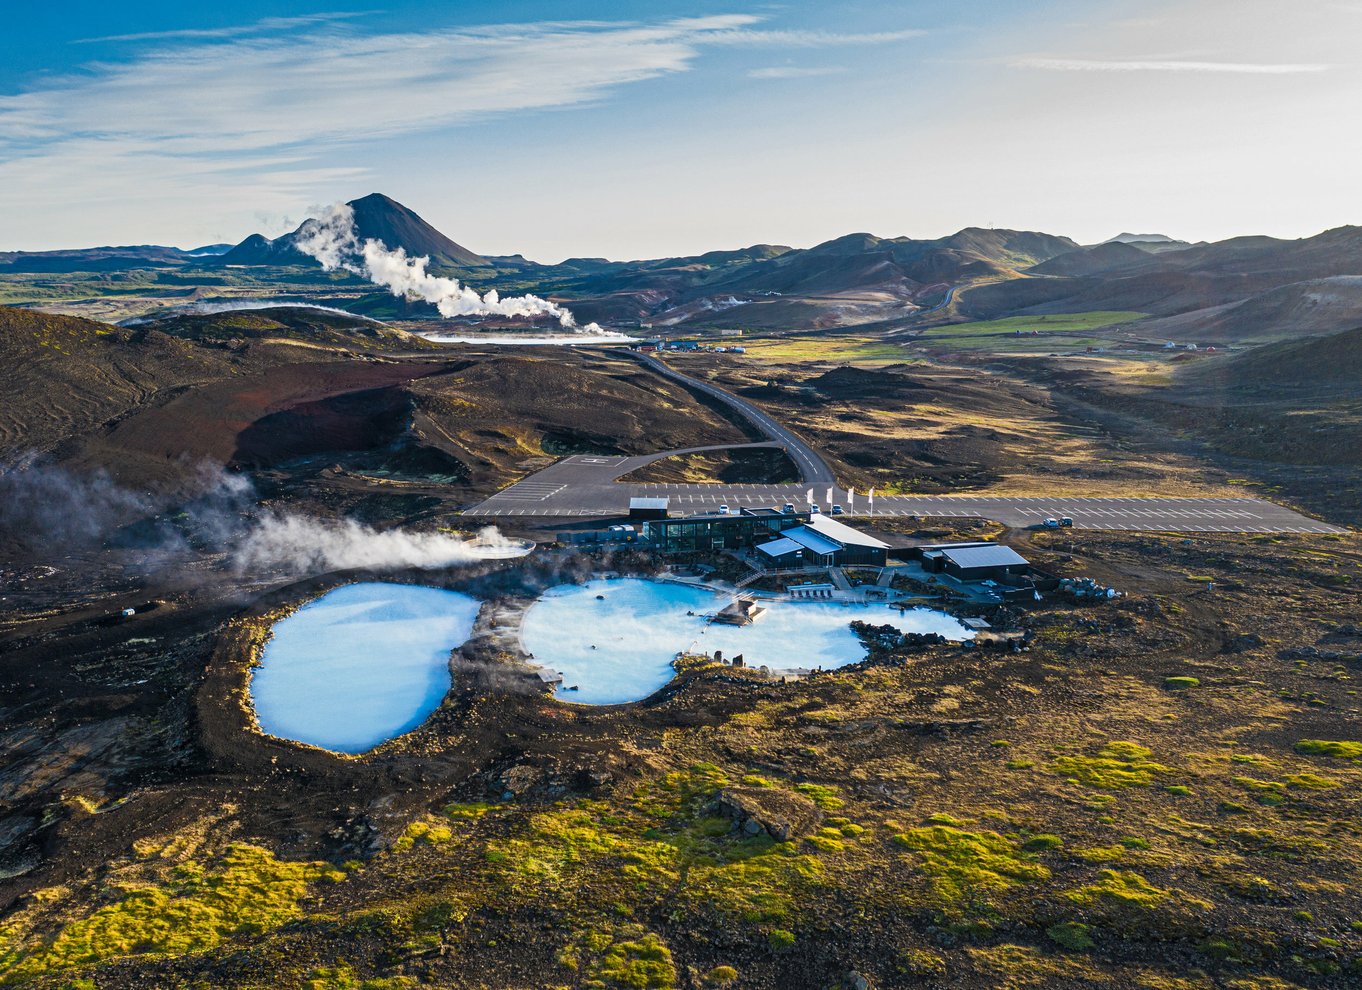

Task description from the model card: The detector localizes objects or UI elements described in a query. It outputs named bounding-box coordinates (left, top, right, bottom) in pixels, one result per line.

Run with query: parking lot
left=463, top=457, right=1344, bottom=534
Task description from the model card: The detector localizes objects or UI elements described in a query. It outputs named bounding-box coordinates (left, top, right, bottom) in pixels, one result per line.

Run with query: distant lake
left=251, top=582, right=480, bottom=753
left=521, top=577, right=973, bottom=706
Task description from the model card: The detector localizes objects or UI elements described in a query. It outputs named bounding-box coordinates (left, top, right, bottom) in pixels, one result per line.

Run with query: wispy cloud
left=0, top=12, right=925, bottom=246
left=702, top=28, right=926, bottom=47
left=748, top=66, right=848, bottom=79
left=77, top=11, right=379, bottom=44
left=5, top=14, right=921, bottom=160
left=1011, top=56, right=1328, bottom=75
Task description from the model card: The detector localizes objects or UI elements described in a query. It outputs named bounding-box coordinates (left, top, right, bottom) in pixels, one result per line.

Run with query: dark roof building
left=644, top=506, right=807, bottom=553
left=644, top=506, right=889, bottom=566
left=752, top=535, right=804, bottom=567
left=753, top=513, right=890, bottom=567
left=918, top=542, right=1030, bottom=581
left=628, top=496, right=671, bottom=520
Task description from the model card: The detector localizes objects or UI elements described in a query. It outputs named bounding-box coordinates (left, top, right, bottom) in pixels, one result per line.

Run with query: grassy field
left=734, top=313, right=1150, bottom=367
left=739, top=334, right=920, bottom=366
left=917, top=312, right=1147, bottom=354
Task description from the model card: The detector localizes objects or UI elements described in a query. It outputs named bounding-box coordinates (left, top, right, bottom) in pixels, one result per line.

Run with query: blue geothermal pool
left=250, top=582, right=481, bottom=753
left=520, top=578, right=972, bottom=706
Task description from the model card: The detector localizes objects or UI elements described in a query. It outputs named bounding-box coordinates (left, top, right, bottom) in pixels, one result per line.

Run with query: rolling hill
left=0, top=245, right=210, bottom=273
left=135, top=305, right=436, bottom=351
left=1130, top=277, right=1362, bottom=345
left=953, top=225, right=1362, bottom=342
left=1181, top=322, right=1362, bottom=392
left=0, top=308, right=234, bottom=460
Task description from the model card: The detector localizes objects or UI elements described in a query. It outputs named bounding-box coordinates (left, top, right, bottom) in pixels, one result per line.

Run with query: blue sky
left=1, top=1, right=1356, bottom=258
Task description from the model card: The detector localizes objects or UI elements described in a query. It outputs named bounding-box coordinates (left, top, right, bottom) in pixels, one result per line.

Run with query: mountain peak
left=219, top=194, right=490, bottom=268
left=1104, top=232, right=1180, bottom=244
left=349, top=192, right=401, bottom=208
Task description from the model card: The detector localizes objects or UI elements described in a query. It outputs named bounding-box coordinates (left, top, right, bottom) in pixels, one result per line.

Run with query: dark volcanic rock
left=711, top=786, right=822, bottom=842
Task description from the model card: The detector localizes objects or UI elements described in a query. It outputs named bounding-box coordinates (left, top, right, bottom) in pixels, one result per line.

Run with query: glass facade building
left=642, top=508, right=809, bottom=553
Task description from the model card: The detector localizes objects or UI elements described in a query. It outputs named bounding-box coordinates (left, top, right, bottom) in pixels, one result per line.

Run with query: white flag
left=826, top=487, right=833, bottom=505
left=869, top=487, right=875, bottom=500
left=848, top=489, right=855, bottom=508
left=807, top=489, right=813, bottom=504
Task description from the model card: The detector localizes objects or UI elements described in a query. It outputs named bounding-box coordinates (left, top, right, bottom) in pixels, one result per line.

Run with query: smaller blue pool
left=250, top=582, right=481, bottom=753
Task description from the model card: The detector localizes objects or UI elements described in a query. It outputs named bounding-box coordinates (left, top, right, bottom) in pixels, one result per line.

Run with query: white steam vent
left=295, top=203, right=603, bottom=332
left=234, top=518, right=534, bottom=574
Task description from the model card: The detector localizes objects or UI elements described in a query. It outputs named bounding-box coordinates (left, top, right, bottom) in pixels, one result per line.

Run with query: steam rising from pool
left=521, top=578, right=973, bottom=705
left=234, top=518, right=532, bottom=574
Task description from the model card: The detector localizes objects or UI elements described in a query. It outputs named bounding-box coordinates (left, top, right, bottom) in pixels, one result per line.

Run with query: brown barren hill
left=0, top=308, right=233, bottom=458
left=64, top=361, right=458, bottom=487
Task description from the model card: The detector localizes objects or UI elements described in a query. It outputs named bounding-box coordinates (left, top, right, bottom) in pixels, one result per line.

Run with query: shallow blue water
left=521, top=578, right=973, bottom=706
left=251, top=582, right=481, bottom=753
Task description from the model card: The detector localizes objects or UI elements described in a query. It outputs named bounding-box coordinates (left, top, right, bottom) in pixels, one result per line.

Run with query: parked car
left=782, top=503, right=797, bottom=514
left=718, top=504, right=730, bottom=515
left=1042, top=517, right=1061, bottom=529
left=809, top=503, right=821, bottom=514
left=1060, top=517, right=1074, bottom=527
left=830, top=504, right=845, bottom=515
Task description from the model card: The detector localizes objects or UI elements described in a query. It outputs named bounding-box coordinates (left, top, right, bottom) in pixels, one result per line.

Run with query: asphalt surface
left=464, top=459, right=1344, bottom=534
left=631, top=352, right=835, bottom=485
left=463, top=353, right=1345, bottom=534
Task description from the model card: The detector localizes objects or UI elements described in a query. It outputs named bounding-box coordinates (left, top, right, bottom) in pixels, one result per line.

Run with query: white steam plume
left=295, top=204, right=602, bottom=332
left=0, top=456, right=531, bottom=578
left=234, top=514, right=531, bottom=574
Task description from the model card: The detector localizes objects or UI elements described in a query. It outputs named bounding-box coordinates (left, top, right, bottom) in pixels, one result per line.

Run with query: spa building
left=643, top=507, right=889, bottom=567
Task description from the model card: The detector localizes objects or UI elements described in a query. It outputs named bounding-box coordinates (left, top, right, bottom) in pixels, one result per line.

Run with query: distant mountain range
left=0, top=243, right=232, bottom=273
left=3, top=193, right=1360, bottom=341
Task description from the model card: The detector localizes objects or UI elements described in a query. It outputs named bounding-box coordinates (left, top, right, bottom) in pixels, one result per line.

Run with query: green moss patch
left=1295, top=739, right=1362, bottom=760
left=1286, top=772, right=1341, bottom=790
left=1052, top=741, right=1177, bottom=790
left=793, top=783, right=845, bottom=810
left=559, top=928, right=676, bottom=989
left=1064, top=869, right=1209, bottom=916
left=1047, top=921, right=1095, bottom=951
left=891, top=825, right=1049, bottom=904
left=2, top=844, right=346, bottom=981
left=484, top=765, right=825, bottom=923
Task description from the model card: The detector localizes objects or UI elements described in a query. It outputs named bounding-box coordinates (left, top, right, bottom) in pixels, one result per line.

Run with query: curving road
left=631, top=352, right=836, bottom=485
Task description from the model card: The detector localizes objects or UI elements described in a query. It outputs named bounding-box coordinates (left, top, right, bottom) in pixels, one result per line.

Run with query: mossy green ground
left=1296, top=739, right=1362, bottom=760
left=6, top=533, right=1362, bottom=988
left=1, top=844, right=346, bottom=981
left=891, top=826, right=1050, bottom=906
left=484, top=764, right=826, bottom=923
left=1051, top=740, right=1179, bottom=790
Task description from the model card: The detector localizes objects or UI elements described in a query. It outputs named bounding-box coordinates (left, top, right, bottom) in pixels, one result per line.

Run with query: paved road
left=464, top=460, right=1344, bottom=533
left=631, top=352, right=835, bottom=485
